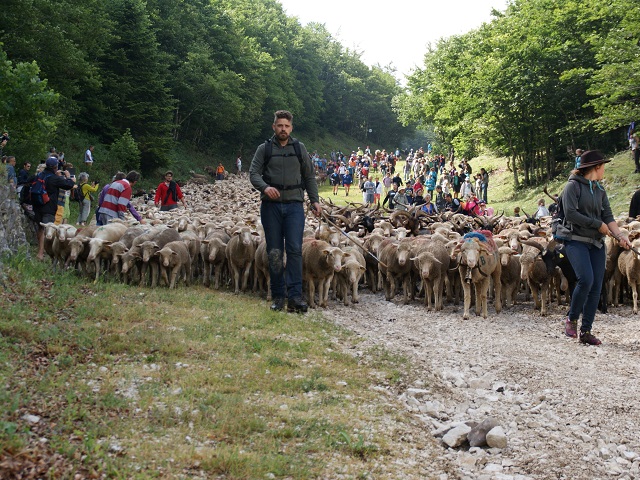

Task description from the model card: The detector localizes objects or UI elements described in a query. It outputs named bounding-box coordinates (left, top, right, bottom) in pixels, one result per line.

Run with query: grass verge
left=0, top=252, right=430, bottom=479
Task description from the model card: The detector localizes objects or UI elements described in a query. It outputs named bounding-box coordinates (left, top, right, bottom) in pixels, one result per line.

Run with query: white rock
left=443, top=424, right=472, bottom=448
left=99, top=366, right=108, bottom=373
left=22, top=414, right=40, bottom=424
left=486, top=426, right=508, bottom=449
left=483, top=463, right=503, bottom=472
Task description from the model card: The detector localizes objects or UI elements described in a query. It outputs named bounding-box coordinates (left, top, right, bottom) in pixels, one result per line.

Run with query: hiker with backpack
left=249, top=109, right=321, bottom=313
left=554, top=151, right=630, bottom=345
left=154, top=171, right=186, bottom=211
left=31, top=157, right=76, bottom=260
left=76, top=172, right=99, bottom=226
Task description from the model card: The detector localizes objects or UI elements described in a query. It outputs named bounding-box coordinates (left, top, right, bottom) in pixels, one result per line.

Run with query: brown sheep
left=616, top=236, right=640, bottom=313
left=412, top=241, right=450, bottom=311
left=454, top=235, right=502, bottom=319
left=378, top=238, right=413, bottom=304
left=497, top=246, right=521, bottom=308
left=302, top=239, right=344, bottom=308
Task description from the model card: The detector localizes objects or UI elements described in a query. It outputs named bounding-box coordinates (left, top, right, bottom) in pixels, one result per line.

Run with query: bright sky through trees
left=278, top=0, right=508, bottom=79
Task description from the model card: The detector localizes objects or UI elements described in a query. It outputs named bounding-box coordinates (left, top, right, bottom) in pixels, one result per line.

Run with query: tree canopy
left=0, top=0, right=408, bottom=171
left=397, top=0, right=640, bottom=187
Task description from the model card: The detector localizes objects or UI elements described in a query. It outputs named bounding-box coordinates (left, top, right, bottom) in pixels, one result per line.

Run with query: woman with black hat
left=556, top=150, right=630, bottom=345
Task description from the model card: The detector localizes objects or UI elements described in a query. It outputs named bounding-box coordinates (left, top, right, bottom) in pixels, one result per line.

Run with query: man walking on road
left=249, top=110, right=321, bottom=313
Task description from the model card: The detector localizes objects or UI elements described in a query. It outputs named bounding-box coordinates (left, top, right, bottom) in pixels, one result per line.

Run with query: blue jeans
left=564, top=239, right=606, bottom=332
left=260, top=201, right=305, bottom=300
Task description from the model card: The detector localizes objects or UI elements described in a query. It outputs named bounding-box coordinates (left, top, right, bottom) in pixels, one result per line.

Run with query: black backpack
left=71, top=185, right=83, bottom=203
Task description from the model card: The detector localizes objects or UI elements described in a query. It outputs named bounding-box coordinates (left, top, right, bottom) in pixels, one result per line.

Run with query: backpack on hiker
left=71, top=185, right=83, bottom=203
left=28, top=171, right=53, bottom=206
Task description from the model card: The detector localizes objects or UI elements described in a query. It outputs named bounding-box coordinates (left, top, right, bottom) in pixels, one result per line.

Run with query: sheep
left=454, top=234, right=502, bottom=319
left=67, top=225, right=99, bottom=274
left=519, top=239, right=564, bottom=316
left=157, top=240, right=192, bottom=288
left=497, top=246, right=521, bottom=308
left=335, top=247, right=367, bottom=306
left=302, top=239, right=344, bottom=308
left=378, top=238, right=413, bottom=304
left=225, top=226, right=259, bottom=294
left=253, top=240, right=272, bottom=300
left=179, top=229, right=202, bottom=280
left=362, top=232, right=386, bottom=293
left=138, top=228, right=182, bottom=287
left=51, top=225, right=78, bottom=271
left=616, top=235, right=640, bottom=314
left=412, top=241, right=450, bottom=311
left=86, top=223, right=128, bottom=283
left=201, top=232, right=229, bottom=289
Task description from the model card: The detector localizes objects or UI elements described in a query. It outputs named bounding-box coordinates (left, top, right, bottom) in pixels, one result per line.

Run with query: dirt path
left=323, top=294, right=640, bottom=479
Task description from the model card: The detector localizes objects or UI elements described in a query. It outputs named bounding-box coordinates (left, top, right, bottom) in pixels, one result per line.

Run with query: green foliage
left=108, top=129, right=141, bottom=173
left=0, top=0, right=410, bottom=170
left=0, top=45, right=59, bottom=161
left=398, top=0, right=635, bottom=189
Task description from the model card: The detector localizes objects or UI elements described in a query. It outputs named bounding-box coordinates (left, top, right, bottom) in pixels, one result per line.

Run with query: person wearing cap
left=34, top=157, right=76, bottom=260
left=556, top=150, right=630, bottom=345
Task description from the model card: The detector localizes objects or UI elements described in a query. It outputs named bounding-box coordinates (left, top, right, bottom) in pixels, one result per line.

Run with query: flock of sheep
left=36, top=172, right=640, bottom=318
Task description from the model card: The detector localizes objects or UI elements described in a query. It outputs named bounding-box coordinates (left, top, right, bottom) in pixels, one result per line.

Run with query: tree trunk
left=512, top=155, right=519, bottom=188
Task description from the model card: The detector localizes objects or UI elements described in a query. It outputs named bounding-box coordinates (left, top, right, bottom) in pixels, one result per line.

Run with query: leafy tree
left=109, top=129, right=141, bottom=173
left=99, top=0, right=174, bottom=172
left=585, top=0, right=640, bottom=133
left=0, top=45, right=59, bottom=162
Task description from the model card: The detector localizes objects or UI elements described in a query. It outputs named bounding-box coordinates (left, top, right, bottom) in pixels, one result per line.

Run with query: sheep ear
left=628, top=230, right=640, bottom=242
left=321, top=248, right=331, bottom=255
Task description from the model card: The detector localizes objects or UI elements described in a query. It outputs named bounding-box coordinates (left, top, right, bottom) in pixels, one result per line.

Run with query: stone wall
left=0, top=171, right=31, bottom=261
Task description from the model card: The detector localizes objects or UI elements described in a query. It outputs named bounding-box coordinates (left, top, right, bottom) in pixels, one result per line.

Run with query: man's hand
left=619, top=236, right=631, bottom=250
left=263, top=186, right=280, bottom=200
left=311, top=202, right=321, bottom=217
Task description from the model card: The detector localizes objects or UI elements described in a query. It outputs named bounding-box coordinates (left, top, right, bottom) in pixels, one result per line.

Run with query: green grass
left=466, top=151, right=636, bottom=217
left=0, top=252, right=429, bottom=479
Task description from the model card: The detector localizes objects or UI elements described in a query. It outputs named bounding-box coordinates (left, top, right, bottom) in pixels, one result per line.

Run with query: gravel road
left=323, top=293, right=640, bottom=479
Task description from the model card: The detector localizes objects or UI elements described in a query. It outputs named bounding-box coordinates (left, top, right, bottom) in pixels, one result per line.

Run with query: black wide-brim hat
left=578, top=150, right=611, bottom=169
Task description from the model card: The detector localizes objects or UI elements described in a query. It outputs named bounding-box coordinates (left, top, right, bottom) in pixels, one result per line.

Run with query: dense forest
left=395, top=0, right=640, bottom=187
left=0, top=0, right=407, bottom=174
left=2, top=0, right=639, bottom=189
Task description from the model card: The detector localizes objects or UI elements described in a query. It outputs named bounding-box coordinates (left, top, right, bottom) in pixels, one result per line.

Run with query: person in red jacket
left=154, top=171, right=186, bottom=211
